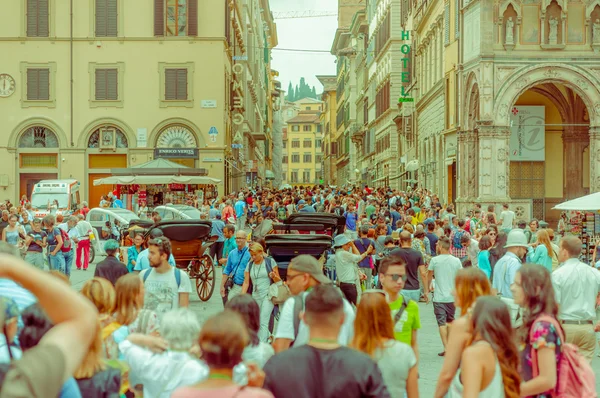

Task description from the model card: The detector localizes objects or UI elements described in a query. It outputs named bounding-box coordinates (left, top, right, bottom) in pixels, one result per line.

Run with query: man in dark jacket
left=94, top=239, right=128, bottom=286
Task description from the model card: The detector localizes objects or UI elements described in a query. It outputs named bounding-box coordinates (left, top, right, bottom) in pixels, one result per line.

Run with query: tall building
left=316, top=75, right=338, bottom=186
left=452, top=0, right=600, bottom=223
left=335, top=0, right=597, bottom=225
left=283, top=98, right=323, bottom=185
left=0, top=0, right=276, bottom=204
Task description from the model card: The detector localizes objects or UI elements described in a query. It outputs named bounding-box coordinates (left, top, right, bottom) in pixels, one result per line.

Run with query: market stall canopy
left=406, top=160, right=419, bottom=172
left=553, top=192, right=600, bottom=211
left=111, top=158, right=209, bottom=176
left=265, top=170, right=275, bottom=180
left=93, top=175, right=221, bottom=186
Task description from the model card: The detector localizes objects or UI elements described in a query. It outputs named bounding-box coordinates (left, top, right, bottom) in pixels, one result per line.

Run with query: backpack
left=531, top=315, right=597, bottom=398
left=142, top=267, right=181, bottom=288
left=452, top=230, right=465, bottom=249
left=60, top=228, right=72, bottom=252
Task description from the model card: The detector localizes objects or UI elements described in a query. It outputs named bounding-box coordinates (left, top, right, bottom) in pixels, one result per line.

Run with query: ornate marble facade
left=457, top=0, right=600, bottom=219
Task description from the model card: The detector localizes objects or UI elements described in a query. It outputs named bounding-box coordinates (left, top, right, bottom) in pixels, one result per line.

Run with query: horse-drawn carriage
left=262, top=213, right=345, bottom=280
left=144, top=220, right=216, bottom=301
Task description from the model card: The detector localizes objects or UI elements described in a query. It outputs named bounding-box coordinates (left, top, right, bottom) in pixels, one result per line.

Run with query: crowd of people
left=0, top=184, right=599, bottom=397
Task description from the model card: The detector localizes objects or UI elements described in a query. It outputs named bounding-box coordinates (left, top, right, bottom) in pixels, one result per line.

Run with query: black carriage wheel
left=89, top=244, right=96, bottom=264
left=195, top=255, right=215, bottom=301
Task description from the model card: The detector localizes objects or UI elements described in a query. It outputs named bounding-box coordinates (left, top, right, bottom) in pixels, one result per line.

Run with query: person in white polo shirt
left=552, top=235, right=600, bottom=361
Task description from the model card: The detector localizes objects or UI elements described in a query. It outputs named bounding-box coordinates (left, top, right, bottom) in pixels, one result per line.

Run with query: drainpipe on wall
left=69, top=0, right=74, bottom=147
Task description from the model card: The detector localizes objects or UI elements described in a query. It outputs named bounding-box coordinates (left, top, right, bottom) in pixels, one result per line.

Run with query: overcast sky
left=269, top=0, right=338, bottom=94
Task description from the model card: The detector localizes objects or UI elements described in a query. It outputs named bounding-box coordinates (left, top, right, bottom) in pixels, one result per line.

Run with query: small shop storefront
left=93, top=158, right=221, bottom=212
left=17, top=127, right=60, bottom=198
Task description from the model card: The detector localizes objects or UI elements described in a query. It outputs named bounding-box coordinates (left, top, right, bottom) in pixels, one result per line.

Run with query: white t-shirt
left=274, top=290, right=355, bottom=346
left=429, top=254, right=462, bottom=303
left=335, top=250, right=362, bottom=283
left=374, top=340, right=417, bottom=398
left=140, top=268, right=192, bottom=318
left=500, top=210, right=515, bottom=230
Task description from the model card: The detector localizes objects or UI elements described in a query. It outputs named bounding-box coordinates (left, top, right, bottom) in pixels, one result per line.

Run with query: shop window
left=88, top=127, right=128, bottom=148
left=19, top=126, right=59, bottom=148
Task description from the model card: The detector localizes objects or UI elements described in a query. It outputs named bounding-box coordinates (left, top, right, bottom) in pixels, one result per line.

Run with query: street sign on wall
left=509, top=106, right=545, bottom=161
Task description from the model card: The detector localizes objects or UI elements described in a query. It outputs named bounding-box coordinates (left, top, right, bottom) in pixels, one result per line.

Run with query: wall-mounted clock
left=0, top=74, right=16, bottom=97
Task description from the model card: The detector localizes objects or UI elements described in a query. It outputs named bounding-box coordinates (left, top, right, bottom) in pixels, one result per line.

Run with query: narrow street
left=71, top=258, right=600, bottom=395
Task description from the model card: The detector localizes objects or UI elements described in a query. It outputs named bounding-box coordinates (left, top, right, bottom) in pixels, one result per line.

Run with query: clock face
left=0, top=74, right=15, bottom=97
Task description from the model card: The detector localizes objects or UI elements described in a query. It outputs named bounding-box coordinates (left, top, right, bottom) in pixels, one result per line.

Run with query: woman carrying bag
left=241, top=243, right=283, bottom=343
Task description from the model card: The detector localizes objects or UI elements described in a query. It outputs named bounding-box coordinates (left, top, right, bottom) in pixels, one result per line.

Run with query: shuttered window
left=96, top=0, right=118, bottom=37
left=95, top=68, right=118, bottom=100
left=155, top=0, right=197, bottom=36
left=27, top=0, right=49, bottom=37
left=26, top=68, right=50, bottom=100
left=165, top=68, right=188, bottom=100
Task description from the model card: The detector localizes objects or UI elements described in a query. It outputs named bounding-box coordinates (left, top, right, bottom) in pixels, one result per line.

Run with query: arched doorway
left=154, top=124, right=198, bottom=167
left=18, top=126, right=60, bottom=198
left=86, top=126, right=129, bottom=207
left=492, top=65, right=600, bottom=225
left=510, top=83, right=590, bottom=221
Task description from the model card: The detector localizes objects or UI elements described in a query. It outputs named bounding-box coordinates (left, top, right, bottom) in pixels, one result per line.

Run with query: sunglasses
left=385, top=273, right=407, bottom=282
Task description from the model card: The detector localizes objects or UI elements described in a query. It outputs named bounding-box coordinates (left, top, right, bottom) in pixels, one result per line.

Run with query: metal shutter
left=106, top=69, right=118, bottom=100
left=188, top=0, right=198, bottom=36
left=37, top=0, right=49, bottom=37
left=27, top=69, right=50, bottom=100
left=154, top=0, right=165, bottom=36
left=27, top=0, right=39, bottom=37
left=106, top=0, right=118, bottom=36
left=165, top=69, right=177, bottom=100
left=95, top=69, right=107, bottom=100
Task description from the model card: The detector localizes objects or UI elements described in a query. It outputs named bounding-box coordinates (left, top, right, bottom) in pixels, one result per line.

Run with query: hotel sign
left=399, top=30, right=414, bottom=103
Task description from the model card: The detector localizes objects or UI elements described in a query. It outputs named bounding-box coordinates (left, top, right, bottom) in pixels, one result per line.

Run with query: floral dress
left=519, top=320, right=562, bottom=398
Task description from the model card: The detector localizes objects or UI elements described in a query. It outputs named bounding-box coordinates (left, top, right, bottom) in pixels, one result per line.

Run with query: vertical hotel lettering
left=399, top=30, right=413, bottom=102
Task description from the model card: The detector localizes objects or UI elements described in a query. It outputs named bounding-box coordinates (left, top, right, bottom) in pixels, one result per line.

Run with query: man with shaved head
left=390, top=231, right=429, bottom=304
left=552, top=235, right=600, bottom=361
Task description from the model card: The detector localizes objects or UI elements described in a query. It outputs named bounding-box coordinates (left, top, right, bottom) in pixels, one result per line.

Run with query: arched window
left=88, top=127, right=128, bottom=148
left=19, top=127, right=59, bottom=148
left=156, top=125, right=197, bottom=148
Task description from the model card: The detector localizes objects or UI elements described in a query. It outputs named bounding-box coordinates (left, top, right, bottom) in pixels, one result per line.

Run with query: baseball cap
left=298, top=199, right=306, bottom=205
left=288, top=255, right=331, bottom=285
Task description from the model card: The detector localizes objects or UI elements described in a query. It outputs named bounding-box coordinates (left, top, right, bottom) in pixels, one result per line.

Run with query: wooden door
left=88, top=173, right=113, bottom=208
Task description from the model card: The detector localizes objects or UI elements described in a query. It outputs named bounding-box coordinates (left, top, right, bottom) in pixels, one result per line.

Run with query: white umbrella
left=553, top=192, right=600, bottom=211
left=406, top=160, right=419, bottom=172
left=94, top=175, right=221, bottom=186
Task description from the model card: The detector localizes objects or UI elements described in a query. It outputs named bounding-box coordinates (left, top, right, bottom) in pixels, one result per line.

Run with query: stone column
left=457, top=131, right=469, bottom=200
left=477, top=126, right=510, bottom=201
left=588, top=127, right=600, bottom=193
left=465, top=131, right=479, bottom=199
left=563, top=127, right=589, bottom=199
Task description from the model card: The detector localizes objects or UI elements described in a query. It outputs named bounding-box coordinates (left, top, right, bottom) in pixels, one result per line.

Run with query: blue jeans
left=401, top=289, right=421, bottom=303
left=48, top=252, right=66, bottom=274
left=63, top=249, right=74, bottom=278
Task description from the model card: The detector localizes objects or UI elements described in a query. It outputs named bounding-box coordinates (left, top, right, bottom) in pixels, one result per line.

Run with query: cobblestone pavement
left=71, top=259, right=600, bottom=395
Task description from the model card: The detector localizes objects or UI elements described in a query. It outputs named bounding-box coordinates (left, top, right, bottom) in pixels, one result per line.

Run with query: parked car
left=153, top=204, right=202, bottom=220
left=86, top=207, right=140, bottom=258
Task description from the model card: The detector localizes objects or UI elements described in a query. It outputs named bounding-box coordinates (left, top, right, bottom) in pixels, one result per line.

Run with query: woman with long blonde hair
left=434, top=267, right=492, bottom=398
left=448, top=296, right=521, bottom=397
left=74, top=322, right=121, bottom=397
left=81, top=277, right=120, bottom=359
left=114, top=273, right=159, bottom=335
left=528, top=229, right=554, bottom=273
left=351, top=291, right=418, bottom=398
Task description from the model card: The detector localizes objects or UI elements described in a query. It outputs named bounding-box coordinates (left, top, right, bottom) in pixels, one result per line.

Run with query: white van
left=30, top=179, right=81, bottom=218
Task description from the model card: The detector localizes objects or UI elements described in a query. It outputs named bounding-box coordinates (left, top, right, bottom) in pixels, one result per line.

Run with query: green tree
left=287, top=82, right=294, bottom=101
left=311, top=86, right=317, bottom=99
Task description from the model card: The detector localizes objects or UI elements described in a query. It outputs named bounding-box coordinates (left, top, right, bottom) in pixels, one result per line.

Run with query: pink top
left=172, top=386, right=274, bottom=398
